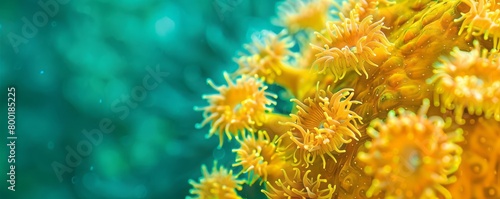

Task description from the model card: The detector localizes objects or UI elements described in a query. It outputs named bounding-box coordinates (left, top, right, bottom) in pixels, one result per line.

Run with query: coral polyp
left=188, top=162, right=244, bottom=199
left=232, top=130, right=287, bottom=185
left=312, top=10, right=392, bottom=81
left=285, top=87, right=363, bottom=168
left=196, top=72, right=277, bottom=146
left=455, top=0, right=500, bottom=49
left=428, top=40, right=500, bottom=124
left=262, top=168, right=335, bottom=199
left=358, top=99, right=464, bottom=198
left=274, top=0, right=334, bottom=33
left=234, top=30, right=296, bottom=84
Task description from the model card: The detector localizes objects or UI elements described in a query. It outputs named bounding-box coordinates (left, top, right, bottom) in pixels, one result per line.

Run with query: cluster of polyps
left=189, top=0, right=500, bottom=198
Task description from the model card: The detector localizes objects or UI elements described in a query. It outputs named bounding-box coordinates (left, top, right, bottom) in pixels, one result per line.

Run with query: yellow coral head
left=455, top=0, right=500, bottom=49
left=195, top=72, right=277, bottom=147
left=234, top=30, right=295, bottom=83
left=273, top=0, right=334, bottom=33
left=428, top=40, right=500, bottom=124
left=312, top=10, right=392, bottom=82
left=285, top=86, right=363, bottom=168
left=232, top=130, right=287, bottom=185
left=262, top=168, right=336, bottom=199
left=188, top=161, right=244, bottom=199
left=358, top=99, right=464, bottom=199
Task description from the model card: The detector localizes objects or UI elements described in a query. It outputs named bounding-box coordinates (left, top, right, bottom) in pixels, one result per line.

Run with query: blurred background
left=0, top=0, right=282, bottom=198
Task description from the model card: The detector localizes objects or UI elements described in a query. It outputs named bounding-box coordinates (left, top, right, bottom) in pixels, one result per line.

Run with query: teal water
left=0, top=0, right=279, bottom=198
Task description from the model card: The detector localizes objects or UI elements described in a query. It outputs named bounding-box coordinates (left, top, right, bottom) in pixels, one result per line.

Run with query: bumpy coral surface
left=191, top=0, right=500, bottom=198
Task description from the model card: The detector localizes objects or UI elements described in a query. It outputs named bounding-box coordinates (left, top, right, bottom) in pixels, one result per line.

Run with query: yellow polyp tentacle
left=435, top=184, right=452, bottom=199
left=366, top=179, right=381, bottom=197
left=315, top=33, right=330, bottom=48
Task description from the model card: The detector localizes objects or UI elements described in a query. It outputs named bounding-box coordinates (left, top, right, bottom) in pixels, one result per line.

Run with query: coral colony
left=189, top=0, right=500, bottom=198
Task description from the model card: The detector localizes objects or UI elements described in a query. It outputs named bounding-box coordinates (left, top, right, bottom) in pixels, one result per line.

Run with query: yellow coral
left=195, top=72, right=277, bottom=146
left=188, top=162, right=244, bottom=199
left=285, top=87, right=363, bottom=168
left=192, top=0, right=500, bottom=198
left=262, top=168, right=336, bottom=199
left=232, top=130, right=287, bottom=185
left=358, top=99, right=464, bottom=198
left=428, top=40, right=500, bottom=124
left=312, top=10, right=392, bottom=81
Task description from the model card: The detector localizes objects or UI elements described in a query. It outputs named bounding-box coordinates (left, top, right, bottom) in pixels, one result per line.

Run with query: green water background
left=0, top=0, right=282, bottom=198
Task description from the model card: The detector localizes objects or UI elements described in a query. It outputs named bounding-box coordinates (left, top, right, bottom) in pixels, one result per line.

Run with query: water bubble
left=40, top=70, right=45, bottom=74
